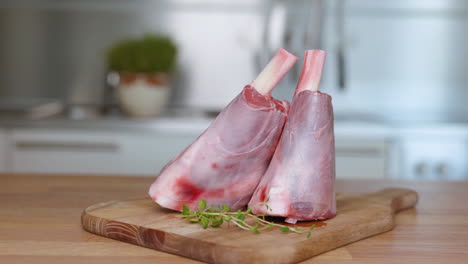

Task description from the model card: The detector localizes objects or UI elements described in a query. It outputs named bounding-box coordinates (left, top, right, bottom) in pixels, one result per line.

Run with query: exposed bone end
left=285, top=217, right=298, bottom=224
left=252, top=48, right=298, bottom=95
left=295, top=50, right=326, bottom=96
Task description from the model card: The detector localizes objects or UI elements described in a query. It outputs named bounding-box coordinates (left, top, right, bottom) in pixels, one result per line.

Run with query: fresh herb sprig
left=178, top=199, right=316, bottom=238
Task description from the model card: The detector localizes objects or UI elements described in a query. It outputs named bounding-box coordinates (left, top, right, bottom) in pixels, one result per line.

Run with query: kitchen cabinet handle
left=335, top=147, right=381, bottom=156
left=260, top=0, right=325, bottom=81
left=414, top=162, right=429, bottom=179
left=337, top=48, right=346, bottom=89
left=15, top=141, right=119, bottom=152
left=258, top=1, right=285, bottom=71
left=303, top=0, right=324, bottom=49
left=435, top=162, right=449, bottom=179
left=336, top=0, right=346, bottom=90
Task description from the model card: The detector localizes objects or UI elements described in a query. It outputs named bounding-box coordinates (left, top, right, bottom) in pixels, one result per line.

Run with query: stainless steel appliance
left=322, top=0, right=468, bottom=123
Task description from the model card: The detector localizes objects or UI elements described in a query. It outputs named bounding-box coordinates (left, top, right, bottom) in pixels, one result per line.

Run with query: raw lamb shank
left=149, top=49, right=298, bottom=211
left=248, top=50, right=336, bottom=223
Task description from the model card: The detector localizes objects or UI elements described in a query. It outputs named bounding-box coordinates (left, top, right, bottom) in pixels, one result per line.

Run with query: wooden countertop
left=1, top=174, right=467, bottom=264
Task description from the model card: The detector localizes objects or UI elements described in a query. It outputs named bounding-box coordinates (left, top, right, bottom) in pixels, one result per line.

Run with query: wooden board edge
left=82, top=208, right=260, bottom=264
left=252, top=212, right=396, bottom=264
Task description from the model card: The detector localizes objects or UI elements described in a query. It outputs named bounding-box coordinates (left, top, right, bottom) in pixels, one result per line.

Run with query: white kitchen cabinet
left=7, top=129, right=390, bottom=178
left=10, top=129, right=198, bottom=175
left=399, top=137, right=468, bottom=180
left=335, top=138, right=388, bottom=179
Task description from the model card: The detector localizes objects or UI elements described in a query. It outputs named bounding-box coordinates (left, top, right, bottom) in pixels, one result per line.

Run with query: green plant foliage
left=107, top=34, right=177, bottom=73
left=178, top=200, right=316, bottom=238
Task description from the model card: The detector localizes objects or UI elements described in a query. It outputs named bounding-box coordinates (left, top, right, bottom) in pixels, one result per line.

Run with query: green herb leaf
left=179, top=201, right=317, bottom=238
left=199, top=200, right=207, bottom=210
left=235, top=212, right=246, bottom=221
left=211, top=217, right=223, bottom=227
left=211, top=222, right=221, bottom=228
left=201, top=217, right=209, bottom=229
left=182, top=204, right=190, bottom=216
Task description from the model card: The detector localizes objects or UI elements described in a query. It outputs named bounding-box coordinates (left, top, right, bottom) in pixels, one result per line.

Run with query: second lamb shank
left=249, top=50, right=336, bottom=223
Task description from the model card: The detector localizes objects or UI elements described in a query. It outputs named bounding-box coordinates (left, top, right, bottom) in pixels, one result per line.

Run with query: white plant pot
left=116, top=74, right=170, bottom=118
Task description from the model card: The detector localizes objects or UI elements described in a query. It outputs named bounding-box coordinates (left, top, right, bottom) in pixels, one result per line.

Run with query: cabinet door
left=10, top=129, right=390, bottom=178
left=400, top=137, right=468, bottom=180
left=126, top=132, right=199, bottom=175
left=11, top=129, right=198, bottom=175
left=335, top=138, right=387, bottom=179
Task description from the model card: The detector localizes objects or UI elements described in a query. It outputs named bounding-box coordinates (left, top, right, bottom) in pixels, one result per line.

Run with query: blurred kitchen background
left=1, top=0, right=468, bottom=180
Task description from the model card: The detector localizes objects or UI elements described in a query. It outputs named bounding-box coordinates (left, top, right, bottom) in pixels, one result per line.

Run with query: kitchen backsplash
left=1, top=0, right=468, bottom=122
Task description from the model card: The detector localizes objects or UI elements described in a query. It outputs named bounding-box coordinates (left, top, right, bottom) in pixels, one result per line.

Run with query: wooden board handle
left=374, top=188, right=419, bottom=213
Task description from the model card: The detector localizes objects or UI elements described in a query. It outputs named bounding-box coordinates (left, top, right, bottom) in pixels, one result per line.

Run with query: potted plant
left=107, top=34, right=177, bottom=117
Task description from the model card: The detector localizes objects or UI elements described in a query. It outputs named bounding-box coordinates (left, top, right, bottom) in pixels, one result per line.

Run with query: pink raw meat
left=248, top=50, right=336, bottom=223
left=149, top=49, right=298, bottom=211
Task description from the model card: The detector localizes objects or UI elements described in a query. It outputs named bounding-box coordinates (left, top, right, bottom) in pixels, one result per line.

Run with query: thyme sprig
left=178, top=199, right=316, bottom=238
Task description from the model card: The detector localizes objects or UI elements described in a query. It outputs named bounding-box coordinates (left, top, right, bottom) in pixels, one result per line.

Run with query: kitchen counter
left=0, top=117, right=213, bottom=134
left=1, top=174, right=467, bottom=263
left=4, top=116, right=468, bottom=138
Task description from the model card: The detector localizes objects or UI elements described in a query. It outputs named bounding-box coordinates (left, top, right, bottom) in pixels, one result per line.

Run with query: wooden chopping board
left=82, top=188, right=418, bottom=264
